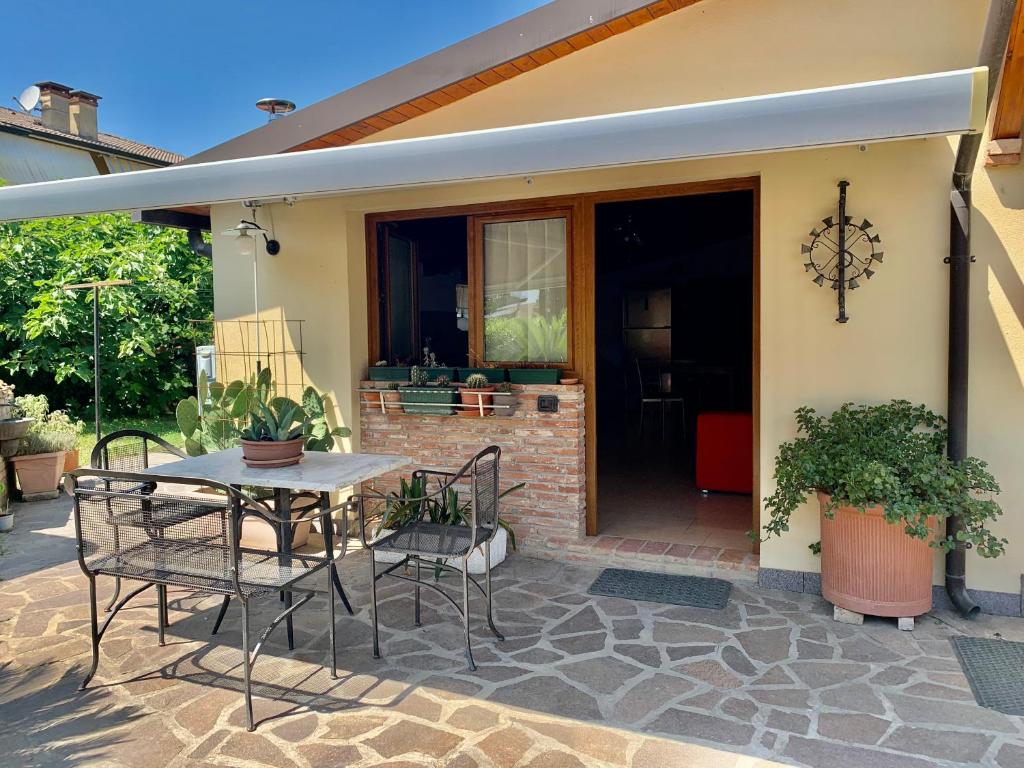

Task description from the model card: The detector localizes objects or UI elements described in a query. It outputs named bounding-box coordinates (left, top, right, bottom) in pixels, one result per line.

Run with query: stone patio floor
left=2, top=496, right=1024, bottom=768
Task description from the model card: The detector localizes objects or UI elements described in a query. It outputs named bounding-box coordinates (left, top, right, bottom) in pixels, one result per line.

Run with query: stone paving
left=2, top=496, right=1024, bottom=768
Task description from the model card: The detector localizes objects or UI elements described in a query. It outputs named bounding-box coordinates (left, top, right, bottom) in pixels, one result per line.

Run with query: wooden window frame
left=469, top=207, right=574, bottom=368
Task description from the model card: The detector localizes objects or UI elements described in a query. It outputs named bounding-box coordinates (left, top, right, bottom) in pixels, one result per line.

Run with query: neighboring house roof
left=0, top=106, right=183, bottom=166
left=186, top=0, right=700, bottom=164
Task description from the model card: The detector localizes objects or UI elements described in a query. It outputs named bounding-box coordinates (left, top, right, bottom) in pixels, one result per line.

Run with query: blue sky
left=4, top=1, right=549, bottom=157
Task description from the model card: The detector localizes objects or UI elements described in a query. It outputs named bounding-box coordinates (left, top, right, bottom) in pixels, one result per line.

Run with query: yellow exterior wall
left=210, top=0, right=1024, bottom=594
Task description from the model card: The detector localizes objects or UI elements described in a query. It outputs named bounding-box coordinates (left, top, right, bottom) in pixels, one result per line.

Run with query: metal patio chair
left=68, top=467, right=345, bottom=732
left=349, top=445, right=504, bottom=671
left=89, top=429, right=188, bottom=621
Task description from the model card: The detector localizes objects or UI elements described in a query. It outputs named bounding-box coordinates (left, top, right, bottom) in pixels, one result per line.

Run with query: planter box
left=818, top=492, right=934, bottom=618
left=369, top=366, right=409, bottom=382
left=491, top=392, right=518, bottom=416
left=509, top=368, right=561, bottom=384
left=374, top=525, right=508, bottom=574
left=423, top=367, right=456, bottom=383
left=399, top=387, right=458, bottom=415
left=457, top=368, right=507, bottom=384
left=10, top=451, right=65, bottom=499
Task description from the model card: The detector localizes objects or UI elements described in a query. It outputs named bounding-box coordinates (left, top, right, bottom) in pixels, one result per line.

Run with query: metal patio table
left=145, top=447, right=409, bottom=647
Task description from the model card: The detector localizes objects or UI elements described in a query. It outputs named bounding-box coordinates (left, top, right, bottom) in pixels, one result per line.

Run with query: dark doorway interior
left=376, top=216, right=469, bottom=367
left=595, top=191, right=754, bottom=550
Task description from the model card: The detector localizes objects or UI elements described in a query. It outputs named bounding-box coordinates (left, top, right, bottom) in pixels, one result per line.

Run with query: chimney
left=36, top=81, right=72, bottom=133
left=69, top=90, right=100, bottom=139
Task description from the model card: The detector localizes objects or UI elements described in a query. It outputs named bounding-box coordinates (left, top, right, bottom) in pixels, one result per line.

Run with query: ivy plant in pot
left=758, top=401, right=1004, bottom=618
left=239, top=396, right=310, bottom=468
left=9, top=395, right=83, bottom=500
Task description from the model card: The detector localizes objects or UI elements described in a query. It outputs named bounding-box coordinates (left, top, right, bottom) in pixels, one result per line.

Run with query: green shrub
left=15, top=394, right=84, bottom=455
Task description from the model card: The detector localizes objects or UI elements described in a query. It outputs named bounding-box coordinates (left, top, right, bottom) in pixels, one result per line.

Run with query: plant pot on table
left=240, top=437, right=305, bottom=468
left=10, top=451, right=65, bottom=499
left=818, top=491, right=935, bottom=618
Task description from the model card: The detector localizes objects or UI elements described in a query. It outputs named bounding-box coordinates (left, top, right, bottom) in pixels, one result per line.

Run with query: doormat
left=587, top=567, right=731, bottom=609
left=951, top=636, right=1024, bottom=716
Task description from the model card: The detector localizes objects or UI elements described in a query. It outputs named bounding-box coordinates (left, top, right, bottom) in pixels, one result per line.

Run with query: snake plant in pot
left=239, top=396, right=310, bottom=468
left=758, top=401, right=1004, bottom=618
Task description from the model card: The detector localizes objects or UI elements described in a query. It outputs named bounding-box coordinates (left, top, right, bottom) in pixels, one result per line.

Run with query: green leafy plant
left=241, top=396, right=309, bottom=442
left=497, top=382, right=513, bottom=394
left=14, top=394, right=84, bottom=455
left=374, top=475, right=428, bottom=535
left=386, top=382, right=401, bottom=391
left=483, top=311, right=568, bottom=363
left=758, top=401, right=1005, bottom=557
left=300, top=386, right=351, bottom=451
left=463, top=373, right=490, bottom=389
left=176, top=368, right=268, bottom=456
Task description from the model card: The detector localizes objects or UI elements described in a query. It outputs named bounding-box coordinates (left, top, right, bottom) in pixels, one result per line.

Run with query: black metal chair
left=631, top=358, right=684, bottom=440
left=89, top=430, right=188, bottom=621
left=349, top=446, right=504, bottom=671
left=67, top=467, right=345, bottom=732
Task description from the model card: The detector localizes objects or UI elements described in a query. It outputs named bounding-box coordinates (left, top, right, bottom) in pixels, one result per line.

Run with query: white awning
left=0, top=67, right=986, bottom=222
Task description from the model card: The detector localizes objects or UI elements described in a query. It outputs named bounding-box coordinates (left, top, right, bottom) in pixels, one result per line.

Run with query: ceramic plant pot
left=818, top=492, right=935, bottom=618
left=491, top=392, right=518, bottom=416
left=240, top=437, right=305, bottom=468
left=63, top=448, right=80, bottom=473
left=0, top=514, right=12, bottom=532
left=0, top=418, right=33, bottom=442
left=459, top=386, right=495, bottom=416
left=10, top=451, right=66, bottom=497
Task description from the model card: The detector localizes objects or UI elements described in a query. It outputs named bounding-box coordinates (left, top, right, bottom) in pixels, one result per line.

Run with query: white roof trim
left=0, top=68, right=986, bottom=222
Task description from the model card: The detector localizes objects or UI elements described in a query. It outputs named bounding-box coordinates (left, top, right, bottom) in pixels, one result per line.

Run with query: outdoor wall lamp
left=224, top=219, right=281, bottom=257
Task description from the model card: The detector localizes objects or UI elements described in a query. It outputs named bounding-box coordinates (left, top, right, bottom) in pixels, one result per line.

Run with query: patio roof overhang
left=0, top=67, right=986, bottom=223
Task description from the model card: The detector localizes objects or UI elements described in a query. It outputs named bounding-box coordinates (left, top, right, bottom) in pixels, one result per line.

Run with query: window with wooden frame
left=369, top=206, right=574, bottom=369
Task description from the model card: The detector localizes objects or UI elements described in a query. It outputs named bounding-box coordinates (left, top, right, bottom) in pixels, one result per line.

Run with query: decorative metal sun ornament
left=801, top=180, right=883, bottom=323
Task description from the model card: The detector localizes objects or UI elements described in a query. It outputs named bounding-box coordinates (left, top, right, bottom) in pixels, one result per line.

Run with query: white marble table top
left=144, top=448, right=410, bottom=493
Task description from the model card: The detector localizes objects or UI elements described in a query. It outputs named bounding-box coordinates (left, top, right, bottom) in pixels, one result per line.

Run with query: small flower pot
left=492, top=392, right=518, bottom=416
left=509, top=368, right=560, bottom=384
left=399, top=387, right=458, bottom=415
left=10, top=451, right=65, bottom=498
left=818, top=492, right=935, bottom=618
left=459, top=386, right=495, bottom=417
left=63, top=448, right=80, bottom=473
left=240, top=437, right=305, bottom=468
left=369, top=366, right=409, bottom=382
left=0, top=513, right=12, bottom=532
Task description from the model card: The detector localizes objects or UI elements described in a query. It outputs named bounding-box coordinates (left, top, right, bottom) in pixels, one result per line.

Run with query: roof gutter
left=945, top=0, right=1017, bottom=619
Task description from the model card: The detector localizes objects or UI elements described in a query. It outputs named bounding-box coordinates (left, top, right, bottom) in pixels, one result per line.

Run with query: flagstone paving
left=2, top=496, right=1024, bottom=767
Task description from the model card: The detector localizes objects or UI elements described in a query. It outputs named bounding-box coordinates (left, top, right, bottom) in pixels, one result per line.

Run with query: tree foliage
left=0, top=213, right=212, bottom=418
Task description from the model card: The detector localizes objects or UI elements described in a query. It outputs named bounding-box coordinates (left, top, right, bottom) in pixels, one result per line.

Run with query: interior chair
left=68, top=468, right=345, bottom=732
left=349, top=445, right=504, bottom=671
left=89, top=429, right=187, bottom=621
left=632, top=358, right=684, bottom=440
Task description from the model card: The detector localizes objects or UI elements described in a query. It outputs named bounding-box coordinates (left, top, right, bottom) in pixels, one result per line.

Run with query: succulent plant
left=435, top=374, right=451, bottom=387
left=241, top=396, right=309, bottom=442
left=386, top=381, right=401, bottom=390
left=463, top=373, right=490, bottom=389
left=373, top=360, right=388, bottom=367
left=497, top=381, right=513, bottom=394
left=301, top=386, right=352, bottom=451
left=409, top=366, right=428, bottom=387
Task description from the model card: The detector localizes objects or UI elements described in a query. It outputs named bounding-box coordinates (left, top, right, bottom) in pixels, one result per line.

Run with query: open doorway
left=594, top=190, right=755, bottom=552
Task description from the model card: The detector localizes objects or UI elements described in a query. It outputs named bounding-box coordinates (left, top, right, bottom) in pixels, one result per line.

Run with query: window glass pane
left=483, top=217, right=567, bottom=363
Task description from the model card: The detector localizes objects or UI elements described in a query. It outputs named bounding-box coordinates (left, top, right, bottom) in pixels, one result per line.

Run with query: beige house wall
left=210, top=0, right=1024, bottom=595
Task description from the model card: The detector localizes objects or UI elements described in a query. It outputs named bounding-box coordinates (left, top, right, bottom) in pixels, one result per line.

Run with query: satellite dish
left=14, top=85, right=40, bottom=113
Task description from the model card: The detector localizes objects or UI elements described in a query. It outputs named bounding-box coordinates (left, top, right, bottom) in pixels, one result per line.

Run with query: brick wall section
left=359, top=383, right=586, bottom=547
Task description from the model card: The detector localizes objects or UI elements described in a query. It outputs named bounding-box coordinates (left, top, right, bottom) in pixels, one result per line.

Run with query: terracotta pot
left=10, top=451, right=65, bottom=496
left=818, top=492, right=935, bottom=617
left=240, top=437, right=305, bottom=468
left=241, top=513, right=312, bottom=549
left=459, top=386, right=494, bottom=417
left=63, top=448, right=80, bottom=473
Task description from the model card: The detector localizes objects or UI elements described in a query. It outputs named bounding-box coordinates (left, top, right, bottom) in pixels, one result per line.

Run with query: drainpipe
left=946, top=0, right=1016, bottom=619
left=187, top=228, right=212, bottom=258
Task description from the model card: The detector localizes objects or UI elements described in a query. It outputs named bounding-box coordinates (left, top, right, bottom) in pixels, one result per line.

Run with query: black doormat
left=587, top=567, right=731, bottom=609
left=951, top=636, right=1024, bottom=716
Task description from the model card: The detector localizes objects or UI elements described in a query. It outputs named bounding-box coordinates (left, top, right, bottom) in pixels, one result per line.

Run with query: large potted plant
left=760, top=401, right=1005, bottom=618
left=9, top=395, right=83, bottom=500
left=239, top=395, right=310, bottom=468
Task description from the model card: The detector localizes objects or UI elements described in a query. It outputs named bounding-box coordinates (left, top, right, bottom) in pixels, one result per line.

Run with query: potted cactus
left=9, top=395, right=83, bottom=500
left=459, top=373, right=495, bottom=417
left=457, top=367, right=507, bottom=384
left=492, top=382, right=518, bottom=416
left=399, top=366, right=458, bottom=415
left=239, top=395, right=310, bottom=468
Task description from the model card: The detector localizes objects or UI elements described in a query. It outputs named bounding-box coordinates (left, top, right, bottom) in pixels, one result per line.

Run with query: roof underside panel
left=0, top=68, right=986, bottom=223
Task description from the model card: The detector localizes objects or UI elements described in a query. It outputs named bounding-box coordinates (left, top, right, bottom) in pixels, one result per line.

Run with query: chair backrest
left=90, top=429, right=186, bottom=473
left=66, top=468, right=237, bottom=581
left=469, top=446, right=500, bottom=531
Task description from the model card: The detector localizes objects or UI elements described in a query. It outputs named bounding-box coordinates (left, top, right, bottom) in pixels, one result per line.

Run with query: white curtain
left=483, top=217, right=567, bottom=362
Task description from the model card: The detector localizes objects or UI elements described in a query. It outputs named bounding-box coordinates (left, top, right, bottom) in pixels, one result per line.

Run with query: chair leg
left=369, top=549, right=380, bottom=659
left=414, top=557, right=422, bottom=627
left=484, top=541, right=504, bottom=641
left=461, top=558, right=476, bottom=672
left=156, top=585, right=166, bottom=647
left=211, top=595, right=231, bottom=635
left=240, top=598, right=254, bottom=732
left=327, top=561, right=337, bottom=679
left=104, top=576, right=121, bottom=613
left=81, top=575, right=100, bottom=690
